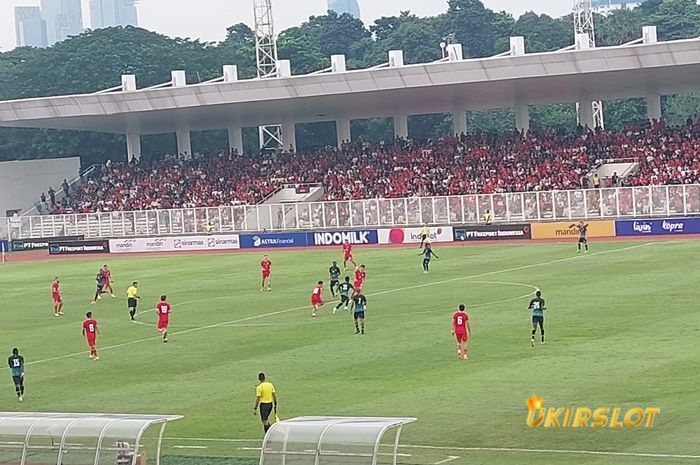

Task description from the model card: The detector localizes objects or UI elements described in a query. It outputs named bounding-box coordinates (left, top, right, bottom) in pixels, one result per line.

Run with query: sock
left=20, top=382, right=24, bottom=395
left=531, top=329, right=536, bottom=341
left=264, top=424, right=270, bottom=433
left=129, top=308, right=136, bottom=319
left=541, top=330, right=545, bottom=342
left=15, top=385, right=21, bottom=397
left=585, top=244, right=589, bottom=251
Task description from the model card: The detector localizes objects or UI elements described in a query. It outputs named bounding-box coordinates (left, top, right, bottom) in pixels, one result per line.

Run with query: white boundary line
left=161, top=437, right=700, bottom=460
left=131, top=281, right=538, bottom=328
left=402, top=444, right=700, bottom=460
left=20, top=242, right=654, bottom=367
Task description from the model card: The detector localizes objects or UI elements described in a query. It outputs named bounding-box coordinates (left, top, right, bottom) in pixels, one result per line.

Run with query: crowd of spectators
left=46, top=119, right=700, bottom=214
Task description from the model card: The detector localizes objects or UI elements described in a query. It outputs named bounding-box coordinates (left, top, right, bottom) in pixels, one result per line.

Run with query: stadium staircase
left=588, top=159, right=639, bottom=187
left=246, top=183, right=325, bottom=230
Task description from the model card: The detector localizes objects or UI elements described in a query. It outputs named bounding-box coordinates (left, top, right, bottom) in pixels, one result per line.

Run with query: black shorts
left=532, top=316, right=544, bottom=327
left=259, top=403, right=273, bottom=422
left=97, top=284, right=104, bottom=291
left=340, top=295, right=349, bottom=304
left=421, top=234, right=427, bottom=240
left=128, top=298, right=138, bottom=308
left=578, top=237, right=587, bottom=243
left=354, top=311, right=365, bottom=319
left=330, top=280, right=339, bottom=290
left=12, top=375, right=23, bottom=385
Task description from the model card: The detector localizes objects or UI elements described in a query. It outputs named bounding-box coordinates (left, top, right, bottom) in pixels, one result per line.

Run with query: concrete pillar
left=515, top=105, right=530, bottom=134
left=643, top=26, right=658, bottom=44
left=223, top=65, right=238, bottom=82
left=171, top=70, right=187, bottom=86
left=228, top=126, right=243, bottom=155
left=446, top=44, right=463, bottom=61
left=453, top=110, right=467, bottom=136
left=176, top=129, right=192, bottom=159
left=578, top=101, right=595, bottom=129
left=336, top=118, right=351, bottom=147
left=126, top=133, right=141, bottom=162
left=647, top=95, right=662, bottom=122
left=394, top=115, right=409, bottom=139
left=278, top=60, right=292, bottom=77
left=282, top=122, right=296, bottom=152
left=331, top=55, right=346, bottom=73
left=121, top=74, right=137, bottom=91
left=389, top=50, right=404, bottom=68
left=510, top=36, right=525, bottom=56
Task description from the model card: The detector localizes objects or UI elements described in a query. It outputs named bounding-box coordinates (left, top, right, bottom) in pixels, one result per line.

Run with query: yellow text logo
left=526, top=395, right=660, bottom=428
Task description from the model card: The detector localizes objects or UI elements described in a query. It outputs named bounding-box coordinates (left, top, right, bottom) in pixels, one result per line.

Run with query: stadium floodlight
left=573, top=0, right=605, bottom=129
left=254, top=0, right=283, bottom=151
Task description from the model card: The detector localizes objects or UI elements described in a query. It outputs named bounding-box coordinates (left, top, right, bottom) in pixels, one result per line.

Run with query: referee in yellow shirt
left=253, top=372, right=277, bottom=434
left=127, top=282, right=140, bottom=321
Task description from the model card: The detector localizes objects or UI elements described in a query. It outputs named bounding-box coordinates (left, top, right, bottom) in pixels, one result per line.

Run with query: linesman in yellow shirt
left=127, top=282, right=140, bottom=321
left=253, top=372, right=278, bottom=434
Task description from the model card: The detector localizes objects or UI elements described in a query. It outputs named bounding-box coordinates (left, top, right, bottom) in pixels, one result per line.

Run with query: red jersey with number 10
left=157, top=301, right=171, bottom=319
left=453, top=311, right=469, bottom=333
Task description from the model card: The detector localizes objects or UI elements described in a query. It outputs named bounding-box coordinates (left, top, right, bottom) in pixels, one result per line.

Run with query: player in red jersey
left=452, top=304, right=471, bottom=360
left=101, top=265, right=115, bottom=298
left=82, top=312, right=100, bottom=360
left=311, top=281, right=324, bottom=317
left=260, top=255, right=272, bottom=292
left=342, top=241, right=356, bottom=270
left=156, top=295, right=172, bottom=343
left=51, top=277, right=64, bottom=317
left=353, top=265, right=366, bottom=292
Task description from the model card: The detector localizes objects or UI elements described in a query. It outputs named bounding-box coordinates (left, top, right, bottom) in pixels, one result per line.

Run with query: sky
left=1, top=0, right=572, bottom=52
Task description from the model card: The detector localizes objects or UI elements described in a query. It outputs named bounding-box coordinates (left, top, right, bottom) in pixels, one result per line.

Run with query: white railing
left=4, top=184, right=700, bottom=240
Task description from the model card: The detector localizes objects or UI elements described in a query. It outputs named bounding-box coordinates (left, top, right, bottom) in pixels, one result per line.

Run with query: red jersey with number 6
left=453, top=311, right=469, bottom=335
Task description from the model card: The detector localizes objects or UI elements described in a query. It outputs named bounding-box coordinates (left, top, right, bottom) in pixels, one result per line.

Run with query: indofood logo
left=526, top=395, right=659, bottom=428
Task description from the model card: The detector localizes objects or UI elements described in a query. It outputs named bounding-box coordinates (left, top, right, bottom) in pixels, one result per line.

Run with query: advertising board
left=49, top=240, right=110, bottom=255
left=109, top=235, right=240, bottom=253
left=378, top=227, right=454, bottom=245
left=454, top=224, right=531, bottom=241
left=615, top=217, right=700, bottom=236
left=531, top=221, right=615, bottom=239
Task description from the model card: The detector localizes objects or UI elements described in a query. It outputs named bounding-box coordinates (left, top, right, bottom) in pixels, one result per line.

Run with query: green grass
left=1, top=239, right=699, bottom=465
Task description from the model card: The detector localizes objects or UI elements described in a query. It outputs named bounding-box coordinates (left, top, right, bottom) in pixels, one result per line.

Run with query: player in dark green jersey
left=351, top=292, right=367, bottom=334
left=334, top=277, right=354, bottom=314
left=8, top=348, right=24, bottom=402
left=528, top=290, right=546, bottom=347
left=570, top=221, right=589, bottom=253
left=420, top=244, right=439, bottom=273
left=328, top=261, right=341, bottom=298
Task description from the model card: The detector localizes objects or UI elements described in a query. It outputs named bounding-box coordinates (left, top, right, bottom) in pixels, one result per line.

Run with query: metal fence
left=4, top=184, right=700, bottom=240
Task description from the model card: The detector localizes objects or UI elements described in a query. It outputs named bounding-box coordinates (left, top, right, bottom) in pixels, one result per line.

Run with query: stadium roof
left=0, top=38, right=699, bottom=134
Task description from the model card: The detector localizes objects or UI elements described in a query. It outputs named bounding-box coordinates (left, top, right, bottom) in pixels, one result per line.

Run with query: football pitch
left=1, top=239, right=699, bottom=465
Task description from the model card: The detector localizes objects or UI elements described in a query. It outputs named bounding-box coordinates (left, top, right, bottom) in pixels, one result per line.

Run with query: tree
left=511, top=12, right=572, bottom=52
left=650, top=0, right=700, bottom=40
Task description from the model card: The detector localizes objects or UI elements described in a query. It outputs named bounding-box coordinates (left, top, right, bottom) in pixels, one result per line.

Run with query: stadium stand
left=46, top=121, right=699, bottom=214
